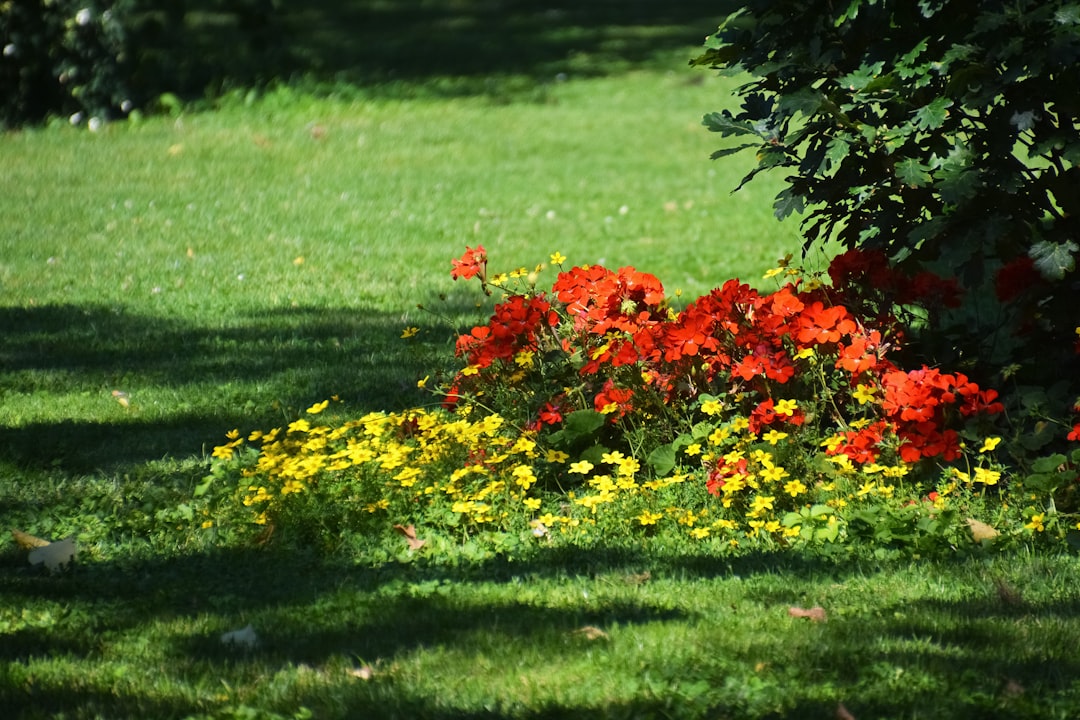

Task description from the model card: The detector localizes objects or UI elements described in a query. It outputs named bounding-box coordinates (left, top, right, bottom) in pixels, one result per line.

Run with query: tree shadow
left=0, top=302, right=456, bottom=473
left=127, top=0, right=721, bottom=102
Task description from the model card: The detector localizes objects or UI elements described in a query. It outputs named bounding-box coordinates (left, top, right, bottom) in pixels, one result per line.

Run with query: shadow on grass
left=2, top=544, right=1079, bottom=719
left=0, top=303, right=457, bottom=473
left=129, top=1, right=722, bottom=102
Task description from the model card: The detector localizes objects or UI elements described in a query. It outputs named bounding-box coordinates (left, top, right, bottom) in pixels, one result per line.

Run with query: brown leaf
left=11, top=528, right=50, bottom=550
left=572, top=625, right=609, bottom=641
left=836, top=702, right=857, bottom=720
left=393, top=524, right=426, bottom=551
left=623, top=571, right=651, bottom=585
left=348, top=665, right=375, bottom=680
left=788, top=606, right=827, bottom=622
left=966, top=518, right=999, bottom=542
left=112, top=390, right=130, bottom=408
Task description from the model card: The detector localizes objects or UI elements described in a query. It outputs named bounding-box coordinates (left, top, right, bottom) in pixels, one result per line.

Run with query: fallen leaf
left=11, top=528, right=50, bottom=549
left=348, top=665, right=375, bottom=680
left=836, top=702, right=857, bottom=720
left=966, top=518, right=999, bottom=542
left=220, top=624, right=259, bottom=649
left=112, top=390, right=130, bottom=408
left=623, top=571, right=651, bottom=585
left=788, top=606, right=827, bottom=622
left=392, top=524, right=426, bottom=551
left=572, top=625, right=609, bottom=641
left=28, top=537, right=78, bottom=572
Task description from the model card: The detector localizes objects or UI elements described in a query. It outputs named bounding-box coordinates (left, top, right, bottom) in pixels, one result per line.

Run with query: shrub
left=1, top=0, right=133, bottom=128
left=203, top=248, right=1080, bottom=558
left=691, top=0, right=1080, bottom=482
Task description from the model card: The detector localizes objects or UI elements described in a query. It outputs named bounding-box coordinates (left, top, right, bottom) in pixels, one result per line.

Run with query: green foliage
left=693, top=0, right=1080, bottom=478
left=1, top=0, right=132, bottom=128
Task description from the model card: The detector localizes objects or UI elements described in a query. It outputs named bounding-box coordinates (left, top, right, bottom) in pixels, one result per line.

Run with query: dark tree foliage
left=694, top=0, right=1080, bottom=459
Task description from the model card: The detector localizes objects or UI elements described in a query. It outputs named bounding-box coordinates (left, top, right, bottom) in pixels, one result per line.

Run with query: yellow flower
left=773, top=399, right=798, bottom=416
left=601, top=450, right=626, bottom=465
left=783, top=479, right=807, bottom=497
left=306, top=400, right=330, bottom=415
left=760, top=464, right=788, bottom=483
left=973, top=467, right=1001, bottom=486
left=546, top=449, right=569, bottom=463
left=400, top=326, right=419, bottom=339
left=509, top=266, right=528, bottom=278
left=522, top=497, right=542, bottom=510
left=708, top=426, right=730, bottom=445
left=978, top=437, right=1002, bottom=453
left=701, top=398, right=724, bottom=416
left=1025, top=513, right=1045, bottom=532
left=685, top=443, right=702, bottom=457
left=637, top=510, right=663, bottom=526
left=689, top=527, right=711, bottom=539
left=550, top=251, right=567, bottom=265
left=763, top=267, right=785, bottom=279
left=416, top=375, right=429, bottom=388
left=795, top=347, right=815, bottom=360
left=851, top=384, right=876, bottom=405
left=762, top=429, right=789, bottom=445
left=569, top=460, right=595, bottom=475
left=461, top=365, right=480, bottom=376
left=201, top=520, right=214, bottom=529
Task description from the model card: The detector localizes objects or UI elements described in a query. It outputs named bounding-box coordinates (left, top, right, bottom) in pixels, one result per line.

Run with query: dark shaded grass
left=131, top=0, right=722, bottom=101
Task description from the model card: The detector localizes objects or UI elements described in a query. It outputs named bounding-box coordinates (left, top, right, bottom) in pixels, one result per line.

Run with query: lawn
left=3, top=21, right=1080, bottom=720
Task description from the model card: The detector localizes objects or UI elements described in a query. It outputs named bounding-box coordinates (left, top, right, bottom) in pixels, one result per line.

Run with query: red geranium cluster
left=447, top=246, right=1004, bottom=473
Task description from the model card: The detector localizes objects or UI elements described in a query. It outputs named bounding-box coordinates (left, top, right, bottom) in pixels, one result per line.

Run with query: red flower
left=594, top=380, right=635, bottom=420
left=450, top=245, right=487, bottom=282
left=795, top=302, right=857, bottom=346
left=994, top=256, right=1040, bottom=302
left=1068, top=423, right=1080, bottom=442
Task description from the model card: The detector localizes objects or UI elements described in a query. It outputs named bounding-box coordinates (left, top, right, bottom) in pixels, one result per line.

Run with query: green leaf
left=1031, top=453, right=1068, bottom=474
left=914, top=97, right=953, bottom=130
left=895, top=157, right=931, bottom=186
left=825, top=136, right=851, bottom=170
left=703, top=111, right=763, bottom=138
left=710, top=143, right=758, bottom=160
left=1029, top=239, right=1078, bottom=280
left=839, top=61, right=885, bottom=91
left=647, top=445, right=678, bottom=477
left=548, top=409, right=606, bottom=447
left=773, top=188, right=806, bottom=220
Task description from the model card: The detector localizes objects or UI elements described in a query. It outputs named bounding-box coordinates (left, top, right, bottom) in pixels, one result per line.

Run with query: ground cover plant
left=4, top=4, right=1080, bottom=719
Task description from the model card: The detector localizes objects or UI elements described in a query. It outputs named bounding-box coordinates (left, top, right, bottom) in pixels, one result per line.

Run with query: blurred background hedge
left=1, top=0, right=719, bottom=129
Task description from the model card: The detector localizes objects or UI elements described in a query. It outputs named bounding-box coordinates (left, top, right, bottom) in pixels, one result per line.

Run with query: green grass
left=4, top=42, right=1079, bottom=720
left=1, top=59, right=801, bottom=475
left=3, top=547, right=1080, bottom=719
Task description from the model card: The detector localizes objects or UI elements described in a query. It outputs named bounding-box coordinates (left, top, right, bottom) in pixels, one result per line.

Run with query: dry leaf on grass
left=112, top=389, right=130, bottom=408
left=392, top=524, right=426, bottom=551
left=788, top=606, right=827, bottom=622
left=966, top=518, right=999, bottom=542
left=571, top=625, right=609, bottom=641
left=836, top=702, right=857, bottom=720
left=11, top=528, right=50, bottom=549
left=623, top=571, right=651, bottom=585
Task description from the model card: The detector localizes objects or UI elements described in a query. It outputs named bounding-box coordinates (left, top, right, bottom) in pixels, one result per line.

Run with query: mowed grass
left=1, top=57, right=799, bottom=475
left=3, top=48, right=1080, bottom=720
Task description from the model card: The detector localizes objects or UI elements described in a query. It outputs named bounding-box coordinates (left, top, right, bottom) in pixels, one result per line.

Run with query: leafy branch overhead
left=694, top=0, right=1079, bottom=266
left=694, top=0, right=1080, bottom=442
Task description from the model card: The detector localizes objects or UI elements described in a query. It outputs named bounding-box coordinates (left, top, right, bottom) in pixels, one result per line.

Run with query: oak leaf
left=392, top=524, right=426, bottom=551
